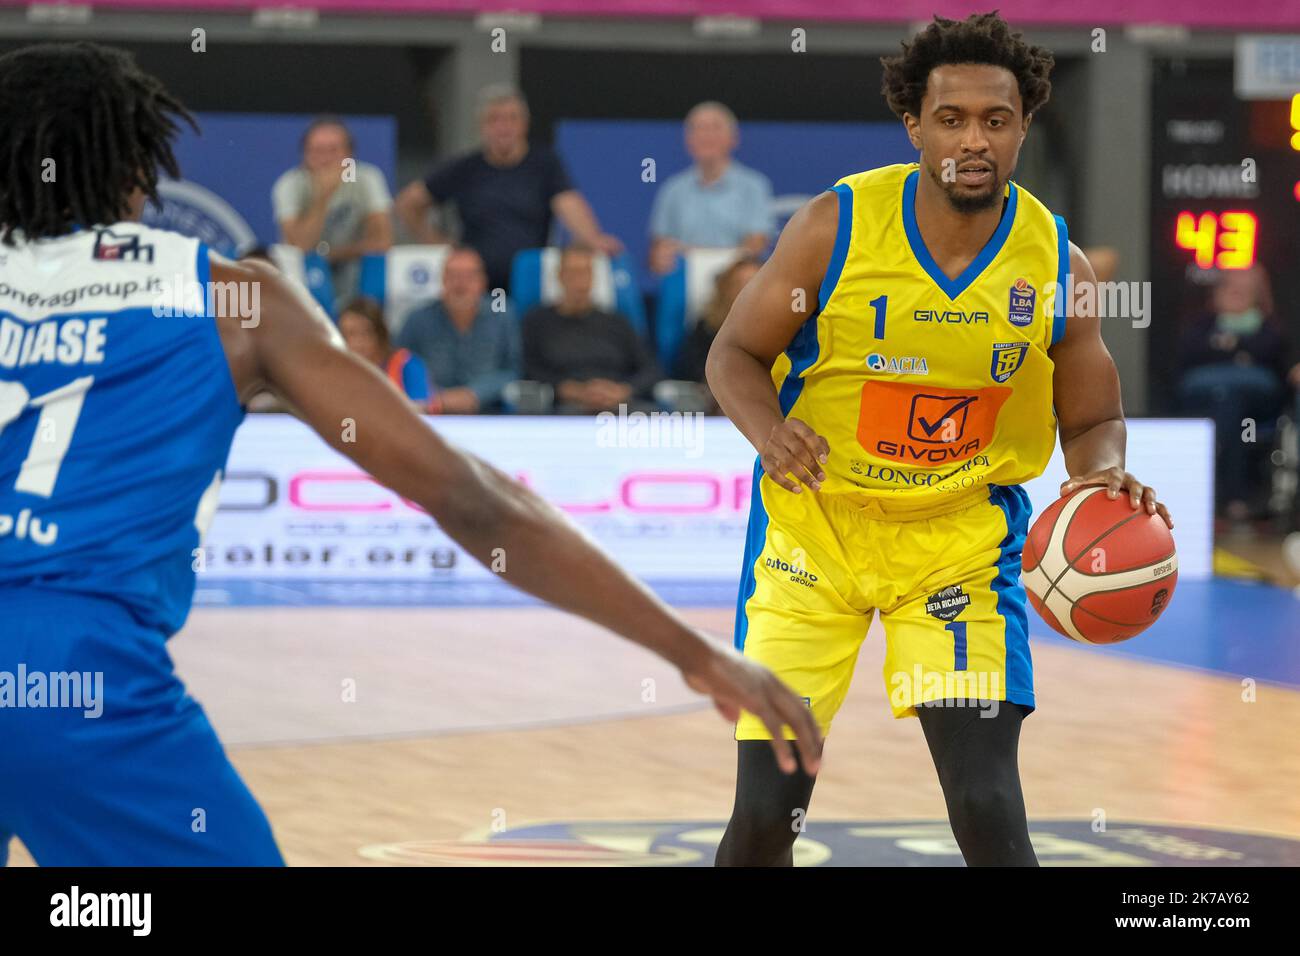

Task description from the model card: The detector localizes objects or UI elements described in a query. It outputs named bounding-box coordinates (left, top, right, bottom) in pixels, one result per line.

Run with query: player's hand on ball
left=682, top=644, right=823, bottom=775
left=1061, top=468, right=1174, bottom=529
left=760, top=418, right=830, bottom=494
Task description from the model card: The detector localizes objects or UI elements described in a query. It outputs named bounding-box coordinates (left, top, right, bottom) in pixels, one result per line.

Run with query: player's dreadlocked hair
left=0, top=42, right=196, bottom=245
left=880, top=12, right=1054, bottom=121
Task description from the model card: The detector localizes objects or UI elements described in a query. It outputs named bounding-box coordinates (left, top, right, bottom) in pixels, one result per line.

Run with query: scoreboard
left=1148, top=57, right=1300, bottom=409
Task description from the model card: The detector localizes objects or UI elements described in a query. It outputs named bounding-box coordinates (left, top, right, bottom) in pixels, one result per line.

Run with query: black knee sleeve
left=715, top=741, right=817, bottom=867
left=917, top=701, right=1038, bottom=866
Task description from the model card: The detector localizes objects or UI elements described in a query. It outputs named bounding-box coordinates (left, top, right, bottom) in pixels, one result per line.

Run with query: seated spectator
left=394, top=247, right=520, bottom=414
left=523, top=245, right=660, bottom=414
left=395, top=84, right=621, bottom=294
left=1177, top=264, right=1289, bottom=521
left=673, top=255, right=762, bottom=401
left=648, top=102, right=774, bottom=275
left=338, top=297, right=435, bottom=413
left=272, top=116, right=393, bottom=311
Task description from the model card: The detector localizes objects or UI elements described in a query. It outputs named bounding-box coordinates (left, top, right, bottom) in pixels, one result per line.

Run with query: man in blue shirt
left=648, top=102, right=775, bottom=275
left=394, top=247, right=520, bottom=413
left=395, top=85, right=621, bottom=294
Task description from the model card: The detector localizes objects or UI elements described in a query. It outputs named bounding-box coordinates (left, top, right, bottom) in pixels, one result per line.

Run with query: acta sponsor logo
left=866, top=352, right=929, bottom=375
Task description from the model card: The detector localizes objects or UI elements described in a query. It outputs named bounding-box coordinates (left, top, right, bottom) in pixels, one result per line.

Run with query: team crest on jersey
left=990, top=342, right=1030, bottom=383
left=1008, top=278, right=1035, bottom=327
left=92, top=228, right=154, bottom=263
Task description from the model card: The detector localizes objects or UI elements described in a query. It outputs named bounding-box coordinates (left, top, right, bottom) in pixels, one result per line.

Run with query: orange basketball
left=1021, top=485, right=1177, bottom=644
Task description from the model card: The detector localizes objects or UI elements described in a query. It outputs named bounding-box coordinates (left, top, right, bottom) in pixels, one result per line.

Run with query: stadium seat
left=653, top=248, right=742, bottom=370
left=364, top=245, right=452, bottom=335
left=509, top=247, right=646, bottom=335
left=269, top=243, right=336, bottom=318
left=357, top=252, right=387, bottom=303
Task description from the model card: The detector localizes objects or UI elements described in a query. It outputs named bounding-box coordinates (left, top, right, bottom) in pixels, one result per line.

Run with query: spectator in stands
left=1177, top=264, right=1289, bottom=521
left=523, top=245, right=659, bottom=414
left=673, top=255, right=762, bottom=410
left=395, top=84, right=621, bottom=295
left=272, top=117, right=393, bottom=311
left=338, top=297, right=435, bottom=413
left=648, top=102, right=775, bottom=275
left=394, top=247, right=520, bottom=414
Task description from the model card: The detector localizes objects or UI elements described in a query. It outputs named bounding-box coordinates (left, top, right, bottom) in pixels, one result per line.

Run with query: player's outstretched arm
left=1050, top=244, right=1173, bottom=528
left=210, top=256, right=822, bottom=773
left=706, top=190, right=837, bottom=494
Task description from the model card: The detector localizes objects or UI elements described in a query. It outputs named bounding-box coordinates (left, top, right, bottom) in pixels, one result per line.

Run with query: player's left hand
left=681, top=643, right=823, bottom=776
left=1061, top=468, right=1174, bottom=529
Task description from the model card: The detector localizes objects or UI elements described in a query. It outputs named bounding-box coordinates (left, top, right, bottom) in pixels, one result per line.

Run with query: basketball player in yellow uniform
left=707, top=13, right=1173, bottom=866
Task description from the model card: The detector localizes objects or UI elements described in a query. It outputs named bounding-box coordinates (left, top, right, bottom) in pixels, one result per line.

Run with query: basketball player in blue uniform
left=0, top=42, right=821, bottom=866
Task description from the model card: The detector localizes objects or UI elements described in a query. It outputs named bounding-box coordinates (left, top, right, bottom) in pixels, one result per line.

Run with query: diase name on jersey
left=0, top=316, right=108, bottom=368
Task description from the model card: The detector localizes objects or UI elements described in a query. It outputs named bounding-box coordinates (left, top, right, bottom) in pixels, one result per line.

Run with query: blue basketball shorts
left=0, top=588, right=283, bottom=866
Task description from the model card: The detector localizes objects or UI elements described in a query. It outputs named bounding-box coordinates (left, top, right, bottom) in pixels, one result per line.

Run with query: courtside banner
left=194, top=414, right=1213, bottom=609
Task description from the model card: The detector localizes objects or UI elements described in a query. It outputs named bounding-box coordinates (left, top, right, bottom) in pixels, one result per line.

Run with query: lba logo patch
left=990, top=342, right=1029, bottom=383
left=1008, top=278, right=1036, bottom=327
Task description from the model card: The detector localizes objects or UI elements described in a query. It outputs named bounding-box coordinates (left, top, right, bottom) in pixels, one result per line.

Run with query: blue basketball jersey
left=0, top=223, right=244, bottom=635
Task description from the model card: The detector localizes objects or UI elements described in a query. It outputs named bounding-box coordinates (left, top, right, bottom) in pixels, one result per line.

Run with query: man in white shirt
left=272, top=116, right=393, bottom=309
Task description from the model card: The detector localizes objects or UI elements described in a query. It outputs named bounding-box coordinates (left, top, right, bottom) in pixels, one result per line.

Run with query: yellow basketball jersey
left=772, top=162, right=1069, bottom=505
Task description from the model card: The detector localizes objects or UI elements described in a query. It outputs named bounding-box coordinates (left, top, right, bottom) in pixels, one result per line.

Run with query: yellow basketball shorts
left=732, top=462, right=1035, bottom=738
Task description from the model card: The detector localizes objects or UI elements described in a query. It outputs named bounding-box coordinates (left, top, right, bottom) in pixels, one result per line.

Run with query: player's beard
left=926, top=159, right=1003, bottom=214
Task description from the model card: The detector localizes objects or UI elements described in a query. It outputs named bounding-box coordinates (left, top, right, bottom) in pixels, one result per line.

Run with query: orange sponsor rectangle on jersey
left=857, top=380, right=1012, bottom=465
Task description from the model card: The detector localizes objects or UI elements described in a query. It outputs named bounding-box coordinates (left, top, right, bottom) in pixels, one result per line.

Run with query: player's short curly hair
left=880, top=11, right=1054, bottom=121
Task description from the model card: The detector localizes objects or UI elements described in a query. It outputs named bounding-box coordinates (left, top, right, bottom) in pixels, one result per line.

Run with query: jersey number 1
left=0, top=377, right=94, bottom=498
left=869, top=294, right=888, bottom=340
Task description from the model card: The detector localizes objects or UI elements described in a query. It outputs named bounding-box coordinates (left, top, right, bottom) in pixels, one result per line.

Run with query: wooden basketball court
left=8, top=602, right=1298, bottom=866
